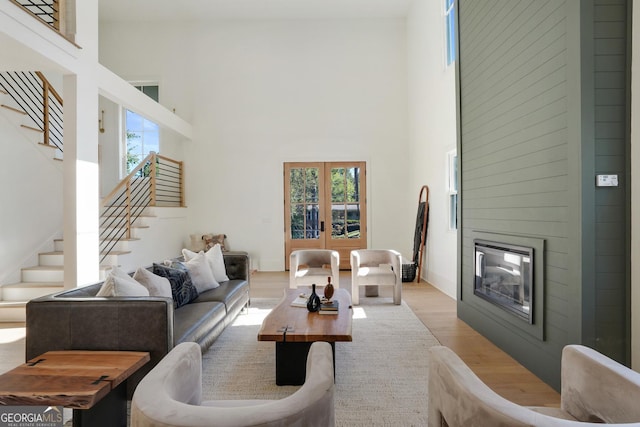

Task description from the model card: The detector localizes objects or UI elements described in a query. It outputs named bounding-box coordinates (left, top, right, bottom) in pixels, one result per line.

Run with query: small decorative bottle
left=307, top=284, right=321, bottom=312
left=324, top=276, right=334, bottom=301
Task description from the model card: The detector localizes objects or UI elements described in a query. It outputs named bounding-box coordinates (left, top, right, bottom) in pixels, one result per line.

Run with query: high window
left=125, top=110, right=159, bottom=174
left=444, top=0, right=456, bottom=66
left=124, top=84, right=160, bottom=175
left=133, top=84, right=159, bottom=101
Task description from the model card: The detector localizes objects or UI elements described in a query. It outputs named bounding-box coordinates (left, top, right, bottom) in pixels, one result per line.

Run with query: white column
left=61, top=0, right=100, bottom=288
left=63, top=71, right=100, bottom=288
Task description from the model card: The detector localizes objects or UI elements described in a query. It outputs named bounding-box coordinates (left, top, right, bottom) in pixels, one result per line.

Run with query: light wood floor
left=0, top=270, right=560, bottom=407
left=253, top=271, right=560, bottom=408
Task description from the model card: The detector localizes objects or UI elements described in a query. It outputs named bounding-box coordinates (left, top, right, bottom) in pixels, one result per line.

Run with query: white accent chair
left=131, top=341, right=335, bottom=427
left=428, top=344, right=640, bottom=427
left=350, top=249, right=402, bottom=305
left=289, top=249, right=340, bottom=290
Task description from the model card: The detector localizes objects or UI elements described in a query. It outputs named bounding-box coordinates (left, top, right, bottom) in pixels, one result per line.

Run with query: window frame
left=121, top=83, right=161, bottom=177
left=444, top=0, right=457, bottom=67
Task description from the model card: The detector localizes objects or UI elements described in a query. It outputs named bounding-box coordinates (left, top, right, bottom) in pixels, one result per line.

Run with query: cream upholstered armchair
left=428, top=345, right=640, bottom=427
left=350, top=249, right=402, bottom=305
left=131, top=341, right=335, bottom=427
left=289, top=249, right=340, bottom=290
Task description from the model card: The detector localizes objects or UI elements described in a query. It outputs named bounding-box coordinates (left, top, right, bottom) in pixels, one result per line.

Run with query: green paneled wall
left=591, top=0, right=630, bottom=363
left=457, top=0, right=630, bottom=389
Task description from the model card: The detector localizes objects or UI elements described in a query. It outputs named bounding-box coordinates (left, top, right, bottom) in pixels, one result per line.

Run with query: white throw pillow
left=183, top=247, right=229, bottom=283
left=133, top=267, right=172, bottom=298
left=182, top=248, right=199, bottom=262
left=96, top=274, right=116, bottom=296
left=205, top=243, right=230, bottom=282
left=183, top=251, right=219, bottom=293
left=97, top=267, right=149, bottom=297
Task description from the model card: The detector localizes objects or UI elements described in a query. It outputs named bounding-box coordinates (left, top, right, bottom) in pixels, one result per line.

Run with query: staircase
left=0, top=72, right=184, bottom=322
left=0, top=88, right=62, bottom=162
left=0, top=208, right=158, bottom=322
left=0, top=239, right=66, bottom=322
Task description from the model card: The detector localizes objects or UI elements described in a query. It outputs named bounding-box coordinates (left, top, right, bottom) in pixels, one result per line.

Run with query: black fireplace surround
left=474, top=239, right=533, bottom=324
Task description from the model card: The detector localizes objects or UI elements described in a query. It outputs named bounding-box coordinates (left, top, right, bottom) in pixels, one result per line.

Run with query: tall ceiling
left=98, top=0, right=415, bottom=22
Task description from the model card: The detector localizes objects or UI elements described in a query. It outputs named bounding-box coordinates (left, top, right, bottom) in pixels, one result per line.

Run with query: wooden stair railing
left=11, top=0, right=63, bottom=33
left=0, top=71, right=64, bottom=153
left=100, top=152, right=184, bottom=263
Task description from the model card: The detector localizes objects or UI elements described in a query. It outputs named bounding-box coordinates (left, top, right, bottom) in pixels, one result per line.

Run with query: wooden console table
left=0, top=350, right=150, bottom=427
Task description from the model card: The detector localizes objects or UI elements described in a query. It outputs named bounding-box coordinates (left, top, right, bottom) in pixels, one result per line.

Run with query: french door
left=284, top=162, right=367, bottom=270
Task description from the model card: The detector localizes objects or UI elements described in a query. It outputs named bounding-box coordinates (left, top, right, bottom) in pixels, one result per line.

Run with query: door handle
left=320, top=221, right=325, bottom=232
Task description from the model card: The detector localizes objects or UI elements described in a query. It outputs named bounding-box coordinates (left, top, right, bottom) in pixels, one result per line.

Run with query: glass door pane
left=288, top=166, right=321, bottom=241
left=284, top=161, right=366, bottom=270
left=330, top=166, right=361, bottom=239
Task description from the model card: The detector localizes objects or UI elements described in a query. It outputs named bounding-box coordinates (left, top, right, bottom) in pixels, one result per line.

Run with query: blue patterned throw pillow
left=152, top=263, right=198, bottom=308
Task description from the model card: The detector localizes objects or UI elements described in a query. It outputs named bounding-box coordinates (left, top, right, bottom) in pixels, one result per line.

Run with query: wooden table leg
left=73, top=381, right=127, bottom=427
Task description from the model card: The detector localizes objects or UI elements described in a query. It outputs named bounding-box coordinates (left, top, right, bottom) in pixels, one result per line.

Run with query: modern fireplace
left=474, top=240, right=533, bottom=323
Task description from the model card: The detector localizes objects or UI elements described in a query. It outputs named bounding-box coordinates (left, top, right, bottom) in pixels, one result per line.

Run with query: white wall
left=98, top=96, right=121, bottom=197
left=0, top=106, right=63, bottom=285
left=0, top=0, right=195, bottom=288
left=116, top=208, right=189, bottom=273
left=100, top=19, right=411, bottom=270
left=406, top=0, right=457, bottom=297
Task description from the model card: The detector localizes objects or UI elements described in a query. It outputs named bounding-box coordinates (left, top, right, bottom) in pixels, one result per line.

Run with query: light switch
left=596, top=174, right=618, bottom=187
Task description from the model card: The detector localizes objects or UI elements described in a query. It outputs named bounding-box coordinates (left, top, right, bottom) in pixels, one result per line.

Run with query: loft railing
left=11, top=0, right=62, bottom=32
left=100, top=152, right=185, bottom=263
left=0, top=71, right=64, bottom=152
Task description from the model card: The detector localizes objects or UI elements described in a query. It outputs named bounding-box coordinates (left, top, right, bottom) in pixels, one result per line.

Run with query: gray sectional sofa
left=25, top=251, right=250, bottom=398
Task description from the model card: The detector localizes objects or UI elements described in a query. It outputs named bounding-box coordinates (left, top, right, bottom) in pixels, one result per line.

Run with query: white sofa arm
left=428, top=345, right=640, bottom=427
left=132, top=341, right=335, bottom=427
left=561, top=345, right=640, bottom=423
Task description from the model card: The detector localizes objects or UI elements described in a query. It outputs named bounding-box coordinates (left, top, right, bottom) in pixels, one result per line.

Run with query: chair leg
left=393, top=284, right=401, bottom=305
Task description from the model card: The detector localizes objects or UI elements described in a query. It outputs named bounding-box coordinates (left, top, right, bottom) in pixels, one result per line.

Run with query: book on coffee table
left=291, top=295, right=308, bottom=308
left=319, top=300, right=339, bottom=314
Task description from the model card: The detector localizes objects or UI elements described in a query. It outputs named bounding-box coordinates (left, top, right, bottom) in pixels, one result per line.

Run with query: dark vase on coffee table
left=307, top=284, right=321, bottom=312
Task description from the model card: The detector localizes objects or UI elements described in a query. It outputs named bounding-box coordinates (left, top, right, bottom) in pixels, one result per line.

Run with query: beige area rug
left=201, top=298, right=441, bottom=426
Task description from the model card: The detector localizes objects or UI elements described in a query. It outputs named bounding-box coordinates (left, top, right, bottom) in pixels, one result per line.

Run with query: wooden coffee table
left=0, top=350, right=150, bottom=427
left=258, top=287, right=352, bottom=385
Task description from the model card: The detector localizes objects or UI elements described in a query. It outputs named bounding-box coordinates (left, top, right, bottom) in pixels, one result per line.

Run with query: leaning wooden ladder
left=413, top=185, right=430, bottom=282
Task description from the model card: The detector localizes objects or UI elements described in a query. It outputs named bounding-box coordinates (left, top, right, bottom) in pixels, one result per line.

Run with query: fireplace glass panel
left=474, top=240, right=533, bottom=323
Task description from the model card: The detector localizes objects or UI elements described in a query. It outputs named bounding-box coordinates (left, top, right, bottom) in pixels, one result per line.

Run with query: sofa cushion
left=203, top=234, right=226, bottom=251
left=184, top=246, right=229, bottom=283
left=189, top=233, right=226, bottom=252
left=174, top=301, right=226, bottom=345
left=205, top=244, right=230, bottom=282
left=56, top=283, right=101, bottom=297
left=152, top=263, right=198, bottom=308
left=133, top=267, right=172, bottom=298
left=97, top=267, right=150, bottom=297
left=183, top=251, right=219, bottom=293
left=193, top=280, right=248, bottom=313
